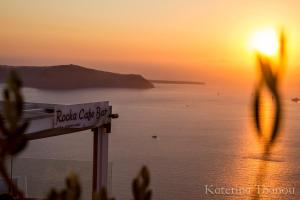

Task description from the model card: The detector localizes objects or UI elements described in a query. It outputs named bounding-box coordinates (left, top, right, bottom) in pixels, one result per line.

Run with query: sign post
left=52, top=102, right=113, bottom=193
left=92, top=126, right=108, bottom=192
left=10, top=101, right=118, bottom=198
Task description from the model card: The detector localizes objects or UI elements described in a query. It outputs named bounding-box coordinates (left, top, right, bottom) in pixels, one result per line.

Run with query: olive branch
left=0, top=71, right=29, bottom=199
left=253, top=30, right=286, bottom=152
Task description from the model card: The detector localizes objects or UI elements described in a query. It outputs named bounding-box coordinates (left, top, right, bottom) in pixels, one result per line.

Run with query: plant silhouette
left=253, top=29, right=286, bottom=153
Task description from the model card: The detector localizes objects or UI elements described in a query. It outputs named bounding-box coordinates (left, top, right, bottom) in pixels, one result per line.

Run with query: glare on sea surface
left=249, top=28, right=279, bottom=56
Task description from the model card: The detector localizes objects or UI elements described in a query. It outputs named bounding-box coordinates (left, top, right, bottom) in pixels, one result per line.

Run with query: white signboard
left=54, top=102, right=110, bottom=128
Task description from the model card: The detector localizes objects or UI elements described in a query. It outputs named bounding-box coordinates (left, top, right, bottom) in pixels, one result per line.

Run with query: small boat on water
left=152, top=135, right=158, bottom=139
left=291, top=97, right=300, bottom=103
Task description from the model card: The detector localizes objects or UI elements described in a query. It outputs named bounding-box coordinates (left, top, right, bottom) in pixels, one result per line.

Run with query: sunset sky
left=1, top=0, right=300, bottom=86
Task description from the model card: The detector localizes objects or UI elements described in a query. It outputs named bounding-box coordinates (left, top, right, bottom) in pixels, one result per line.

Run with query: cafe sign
left=54, top=102, right=110, bottom=128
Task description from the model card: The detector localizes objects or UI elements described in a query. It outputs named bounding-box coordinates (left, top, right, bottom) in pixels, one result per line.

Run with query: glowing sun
left=250, top=28, right=279, bottom=56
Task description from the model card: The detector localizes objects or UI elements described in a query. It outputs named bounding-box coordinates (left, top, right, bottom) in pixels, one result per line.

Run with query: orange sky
left=1, top=0, right=300, bottom=86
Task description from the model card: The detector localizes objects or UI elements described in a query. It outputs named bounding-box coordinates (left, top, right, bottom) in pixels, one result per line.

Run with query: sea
left=6, top=83, right=300, bottom=200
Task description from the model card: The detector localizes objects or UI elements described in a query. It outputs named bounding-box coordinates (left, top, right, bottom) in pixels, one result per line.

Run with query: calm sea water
left=10, top=84, right=300, bottom=199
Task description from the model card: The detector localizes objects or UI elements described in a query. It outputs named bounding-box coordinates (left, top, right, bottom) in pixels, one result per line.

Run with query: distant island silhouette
left=150, top=80, right=205, bottom=85
left=0, top=64, right=154, bottom=90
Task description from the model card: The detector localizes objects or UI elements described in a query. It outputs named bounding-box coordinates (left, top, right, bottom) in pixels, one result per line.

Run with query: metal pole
left=92, top=126, right=108, bottom=193
left=10, top=156, right=13, bottom=194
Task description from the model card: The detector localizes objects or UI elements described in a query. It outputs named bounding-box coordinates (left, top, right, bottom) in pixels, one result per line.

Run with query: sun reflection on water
left=226, top=95, right=291, bottom=200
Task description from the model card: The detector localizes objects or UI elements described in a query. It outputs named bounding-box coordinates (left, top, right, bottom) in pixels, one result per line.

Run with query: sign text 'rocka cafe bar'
left=54, top=102, right=110, bottom=128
